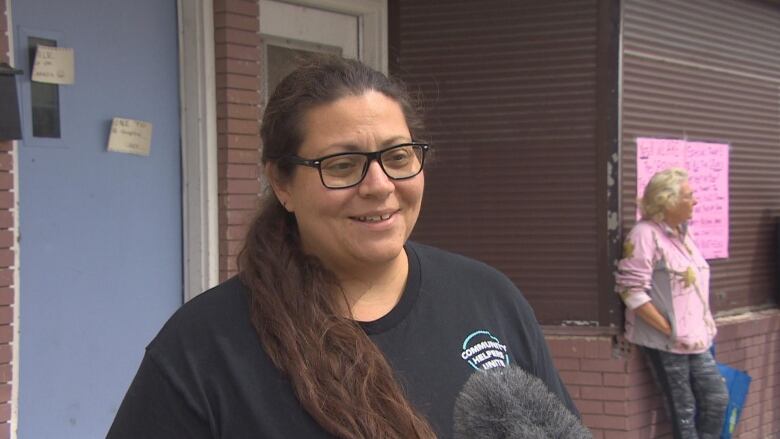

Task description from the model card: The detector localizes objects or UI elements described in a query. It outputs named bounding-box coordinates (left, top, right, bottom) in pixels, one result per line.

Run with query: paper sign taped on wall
left=31, top=46, right=75, bottom=85
left=636, top=137, right=729, bottom=259
left=107, top=118, right=152, bottom=156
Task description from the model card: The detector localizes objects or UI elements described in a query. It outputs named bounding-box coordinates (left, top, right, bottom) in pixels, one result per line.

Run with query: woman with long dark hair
left=108, top=56, right=576, bottom=438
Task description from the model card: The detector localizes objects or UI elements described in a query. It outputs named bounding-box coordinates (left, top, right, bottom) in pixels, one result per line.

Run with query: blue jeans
left=643, top=347, right=729, bottom=439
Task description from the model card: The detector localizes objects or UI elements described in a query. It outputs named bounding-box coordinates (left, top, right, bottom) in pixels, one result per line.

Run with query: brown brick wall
left=716, top=310, right=780, bottom=438
left=548, top=310, right=780, bottom=438
left=0, top=0, right=14, bottom=436
left=214, top=0, right=262, bottom=281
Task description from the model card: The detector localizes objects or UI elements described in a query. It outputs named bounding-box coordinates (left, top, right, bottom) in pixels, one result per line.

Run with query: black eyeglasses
left=285, top=142, right=429, bottom=189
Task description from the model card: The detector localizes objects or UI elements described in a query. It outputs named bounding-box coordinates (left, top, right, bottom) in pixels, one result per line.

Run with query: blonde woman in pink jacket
left=616, top=168, right=727, bottom=439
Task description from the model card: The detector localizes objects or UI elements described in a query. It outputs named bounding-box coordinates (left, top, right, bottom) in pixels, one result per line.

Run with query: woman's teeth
left=357, top=213, right=392, bottom=222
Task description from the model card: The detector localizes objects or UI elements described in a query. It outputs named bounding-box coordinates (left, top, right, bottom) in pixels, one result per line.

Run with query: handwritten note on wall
left=107, top=118, right=152, bottom=156
left=636, top=138, right=729, bottom=259
left=31, top=46, right=75, bottom=85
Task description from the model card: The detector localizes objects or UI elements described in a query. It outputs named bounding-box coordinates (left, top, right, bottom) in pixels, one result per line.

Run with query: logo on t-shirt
left=461, top=330, right=509, bottom=370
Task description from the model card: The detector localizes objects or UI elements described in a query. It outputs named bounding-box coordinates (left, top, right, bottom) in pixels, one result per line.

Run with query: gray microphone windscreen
left=453, top=365, right=592, bottom=439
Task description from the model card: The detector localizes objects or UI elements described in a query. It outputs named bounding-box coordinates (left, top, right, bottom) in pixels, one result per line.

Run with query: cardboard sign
left=31, top=46, right=75, bottom=85
left=107, top=118, right=152, bottom=156
left=636, top=138, right=729, bottom=259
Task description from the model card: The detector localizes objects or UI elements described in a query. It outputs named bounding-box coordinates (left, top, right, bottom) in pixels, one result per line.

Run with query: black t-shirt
left=107, top=242, right=576, bottom=438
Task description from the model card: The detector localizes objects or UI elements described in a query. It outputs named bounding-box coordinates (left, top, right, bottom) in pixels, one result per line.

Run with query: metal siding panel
left=621, top=0, right=780, bottom=312
left=624, top=0, right=780, bottom=79
left=396, top=0, right=601, bottom=324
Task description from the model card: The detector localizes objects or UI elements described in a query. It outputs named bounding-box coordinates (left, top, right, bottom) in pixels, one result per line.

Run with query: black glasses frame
left=285, top=142, right=430, bottom=189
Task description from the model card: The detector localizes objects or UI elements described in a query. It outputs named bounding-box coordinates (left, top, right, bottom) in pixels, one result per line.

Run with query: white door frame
left=178, top=0, right=219, bottom=302
left=5, top=0, right=218, bottom=433
left=259, top=0, right=388, bottom=73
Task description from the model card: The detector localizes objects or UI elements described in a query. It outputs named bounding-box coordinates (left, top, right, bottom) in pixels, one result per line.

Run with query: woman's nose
left=357, top=160, right=394, bottom=198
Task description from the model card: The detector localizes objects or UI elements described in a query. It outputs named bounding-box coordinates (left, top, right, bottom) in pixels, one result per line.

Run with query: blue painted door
left=13, top=1, right=182, bottom=437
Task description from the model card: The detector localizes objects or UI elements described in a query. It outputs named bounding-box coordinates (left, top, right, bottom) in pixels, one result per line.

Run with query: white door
left=259, top=0, right=387, bottom=97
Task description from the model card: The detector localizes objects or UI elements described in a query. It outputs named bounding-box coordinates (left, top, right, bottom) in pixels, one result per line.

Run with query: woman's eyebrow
left=321, top=136, right=413, bottom=153
left=381, top=136, right=413, bottom=147
left=322, top=143, right=362, bottom=153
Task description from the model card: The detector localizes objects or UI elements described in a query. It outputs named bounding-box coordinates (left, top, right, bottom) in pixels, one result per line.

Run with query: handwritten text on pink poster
left=636, top=138, right=729, bottom=259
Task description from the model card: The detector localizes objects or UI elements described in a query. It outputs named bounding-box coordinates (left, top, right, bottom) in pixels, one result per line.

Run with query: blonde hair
left=640, top=167, right=689, bottom=222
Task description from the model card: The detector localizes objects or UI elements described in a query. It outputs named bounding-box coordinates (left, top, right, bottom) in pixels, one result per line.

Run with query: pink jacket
left=615, top=220, right=716, bottom=354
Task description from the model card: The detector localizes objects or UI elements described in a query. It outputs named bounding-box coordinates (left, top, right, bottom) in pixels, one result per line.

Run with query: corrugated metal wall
left=392, top=0, right=606, bottom=324
left=621, top=0, right=780, bottom=311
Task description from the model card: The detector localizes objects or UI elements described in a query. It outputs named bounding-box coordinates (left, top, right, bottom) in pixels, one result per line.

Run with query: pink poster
left=636, top=138, right=729, bottom=259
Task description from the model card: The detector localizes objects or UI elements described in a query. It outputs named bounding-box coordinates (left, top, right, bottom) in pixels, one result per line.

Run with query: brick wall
left=214, top=0, right=263, bottom=281
left=715, top=310, right=780, bottom=438
left=548, top=335, right=672, bottom=438
left=548, top=310, right=780, bottom=438
left=0, top=0, right=14, bottom=437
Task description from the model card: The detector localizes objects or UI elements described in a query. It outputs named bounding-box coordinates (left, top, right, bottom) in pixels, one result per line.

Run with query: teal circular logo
left=461, top=330, right=510, bottom=370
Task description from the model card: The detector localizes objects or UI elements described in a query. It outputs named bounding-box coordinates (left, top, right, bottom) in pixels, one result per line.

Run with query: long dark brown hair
left=238, top=57, right=436, bottom=438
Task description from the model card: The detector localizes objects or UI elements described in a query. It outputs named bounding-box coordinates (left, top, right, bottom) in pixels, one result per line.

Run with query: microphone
left=453, top=365, right=592, bottom=439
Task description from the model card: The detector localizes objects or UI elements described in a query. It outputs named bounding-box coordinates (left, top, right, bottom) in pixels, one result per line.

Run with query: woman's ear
left=265, top=163, right=294, bottom=213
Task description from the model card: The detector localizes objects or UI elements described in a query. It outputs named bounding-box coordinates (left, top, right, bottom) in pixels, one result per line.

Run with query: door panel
left=260, top=0, right=360, bottom=99
left=13, top=1, right=182, bottom=437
